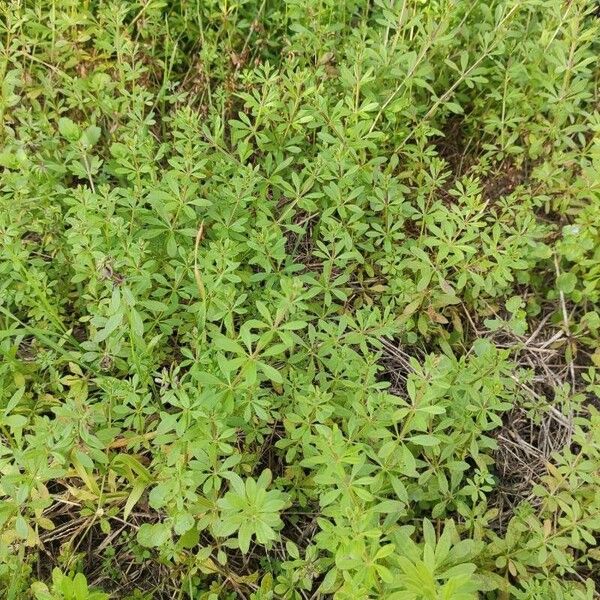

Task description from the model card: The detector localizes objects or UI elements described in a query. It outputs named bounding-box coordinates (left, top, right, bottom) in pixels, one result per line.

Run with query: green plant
left=0, top=0, right=599, bottom=598
left=30, top=570, right=108, bottom=600
left=214, top=469, right=287, bottom=553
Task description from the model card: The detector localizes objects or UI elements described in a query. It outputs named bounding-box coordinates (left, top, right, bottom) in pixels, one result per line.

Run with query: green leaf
left=505, top=295, right=522, bottom=313
left=286, top=540, right=300, bottom=559
left=129, top=308, right=145, bottom=338
left=258, top=361, right=283, bottom=383
left=15, top=515, right=28, bottom=538
left=72, top=573, right=89, bottom=598
left=82, top=125, right=101, bottom=148
left=484, top=318, right=504, bottom=331
left=408, top=434, right=440, bottom=447
left=238, top=521, right=253, bottom=553
left=94, top=312, right=123, bottom=343
left=137, top=522, right=171, bottom=548
left=173, top=512, right=195, bottom=536
left=556, top=272, right=576, bottom=294
left=58, top=117, right=80, bottom=141
left=213, top=334, right=246, bottom=355
left=124, top=480, right=147, bottom=521
left=30, top=582, right=52, bottom=600
left=257, top=468, right=273, bottom=488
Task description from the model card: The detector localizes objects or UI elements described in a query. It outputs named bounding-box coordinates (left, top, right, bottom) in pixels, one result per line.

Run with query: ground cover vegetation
left=0, top=0, right=599, bottom=598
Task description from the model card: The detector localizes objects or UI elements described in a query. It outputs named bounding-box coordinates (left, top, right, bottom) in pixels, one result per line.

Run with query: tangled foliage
left=1, top=1, right=599, bottom=598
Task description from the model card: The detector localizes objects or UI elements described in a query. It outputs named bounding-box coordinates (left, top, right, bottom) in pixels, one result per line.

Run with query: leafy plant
left=214, top=469, right=287, bottom=553
left=0, top=0, right=599, bottom=598
left=30, top=570, right=108, bottom=600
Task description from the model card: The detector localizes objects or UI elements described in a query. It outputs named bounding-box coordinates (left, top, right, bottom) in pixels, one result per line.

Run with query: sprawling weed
left=1, top=1, right=599, bottom=598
